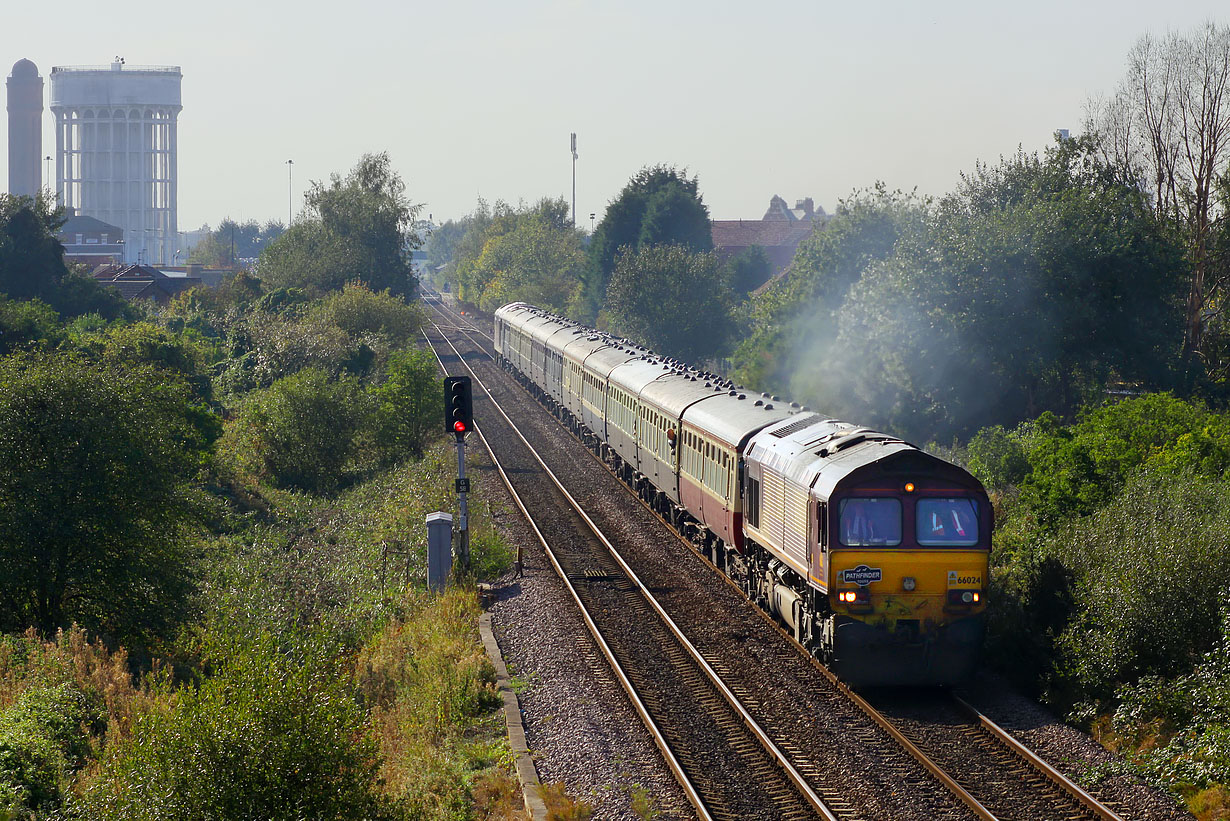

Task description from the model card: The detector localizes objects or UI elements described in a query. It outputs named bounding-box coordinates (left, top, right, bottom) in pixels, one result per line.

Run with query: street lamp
left=590, top=213, right=596, bottom=234
left=286, top=159, right=294, bottom=226
left=44, top=155, right=51, bottom=195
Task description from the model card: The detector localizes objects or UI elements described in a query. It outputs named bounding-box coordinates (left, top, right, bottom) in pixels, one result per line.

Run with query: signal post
left=445, top=376, right=473, bottom=571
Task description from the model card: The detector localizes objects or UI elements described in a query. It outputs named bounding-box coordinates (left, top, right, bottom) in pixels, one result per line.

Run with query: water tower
left=6, top=58, right=43, bottom=198
left=49, top=59, right=182, bottom=265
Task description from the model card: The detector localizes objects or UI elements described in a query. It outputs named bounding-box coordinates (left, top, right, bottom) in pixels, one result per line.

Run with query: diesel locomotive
left=494, top=302, right=990, bottom=687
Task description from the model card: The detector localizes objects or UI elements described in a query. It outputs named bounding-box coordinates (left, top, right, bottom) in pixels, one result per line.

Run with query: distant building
left=6, top=58, right=43, bottom=197
left=92, top=262, right=199, bottom=305
left=710, top=196, right=827, bottom=291
left=49, top=59, right=182, bottom=265
left=59, top=209, right=125, bottom=266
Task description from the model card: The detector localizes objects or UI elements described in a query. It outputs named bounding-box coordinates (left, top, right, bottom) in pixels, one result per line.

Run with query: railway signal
left=444, top=375, right=473, bottom=571
left=445, top=376, right=473, bottom=437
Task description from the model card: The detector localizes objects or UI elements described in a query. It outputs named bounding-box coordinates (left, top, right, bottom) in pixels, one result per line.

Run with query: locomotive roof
left=683, top=392, right=799, bottom=448
left=747, top=415, right=983, bottom=499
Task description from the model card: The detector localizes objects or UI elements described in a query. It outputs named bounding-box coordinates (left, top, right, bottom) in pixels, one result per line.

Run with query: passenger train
left=494, top=302, right=990, bottom=687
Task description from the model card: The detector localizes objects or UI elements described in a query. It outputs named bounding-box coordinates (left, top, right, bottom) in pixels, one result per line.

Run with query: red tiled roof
left=710, top=220, right=817, bottom=249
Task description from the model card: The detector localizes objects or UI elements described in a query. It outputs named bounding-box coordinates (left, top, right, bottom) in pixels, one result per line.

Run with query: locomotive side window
left=746, top=475, right=760, bottom=528
left=838, top=498, right=902, bottom=547
left=916, top=498, right=979, bottom=546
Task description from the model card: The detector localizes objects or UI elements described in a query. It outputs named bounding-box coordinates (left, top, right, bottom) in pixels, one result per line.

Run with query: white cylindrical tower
left=7, top=59, right=43, bottom=198
left=49, top=60, right=181, bottom=265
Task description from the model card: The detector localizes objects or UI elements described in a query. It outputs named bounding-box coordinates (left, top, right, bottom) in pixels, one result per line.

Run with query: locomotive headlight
left=902, top=576, right=917, bottom=592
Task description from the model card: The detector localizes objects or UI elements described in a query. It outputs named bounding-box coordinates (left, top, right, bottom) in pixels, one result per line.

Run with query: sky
left=3, top=0, right=1227, bottom=232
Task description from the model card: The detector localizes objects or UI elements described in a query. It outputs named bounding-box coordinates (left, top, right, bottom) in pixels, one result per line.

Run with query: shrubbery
left=973, top=395, right=1230, bottom=713
left=0, top=353, right=220, bottom=640
left=84, top=630, right=396, bottom=821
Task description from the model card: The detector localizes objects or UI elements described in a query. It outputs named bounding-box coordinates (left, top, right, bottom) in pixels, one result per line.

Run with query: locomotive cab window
left=916, top=498, right=979, bottom=546
left=838, top=498, right=902, bottom=547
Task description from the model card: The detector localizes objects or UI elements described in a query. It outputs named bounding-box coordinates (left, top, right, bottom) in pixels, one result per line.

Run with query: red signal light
left=454, top=421, right=467, bottom=433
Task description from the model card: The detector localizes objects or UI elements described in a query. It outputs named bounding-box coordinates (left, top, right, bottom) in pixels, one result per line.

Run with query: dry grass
left=0, top=625, right=155, bottom=741
left=539, top=782, right=593, bottom=820
left=1190, top=785, right=1230, bottom=820
left=357, top=587, right=525, bottom=819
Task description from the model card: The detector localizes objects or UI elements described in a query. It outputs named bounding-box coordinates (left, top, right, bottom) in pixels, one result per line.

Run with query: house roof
left=61, top=214, right=124, bottom=236
left=93, top=263, right=169, bottom=281
left=710, top=219, right=817, bottom=250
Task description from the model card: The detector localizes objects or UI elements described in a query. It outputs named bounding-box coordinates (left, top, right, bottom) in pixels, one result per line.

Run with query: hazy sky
left=3, top=1, right=1227, bottom=231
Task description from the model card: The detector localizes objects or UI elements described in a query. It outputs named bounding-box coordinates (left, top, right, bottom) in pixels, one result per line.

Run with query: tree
left=604, top=245, right=733, bottom=362
left=581, top=166, right=712, bottom=320
left=368, top=349, right=442, bottom=463
left=189, top=219, right=285, bottom=268
left=422, top=217, right=469, bottom=288
left=239, top=368, right=363, bottom=493
left=445, top=198, right=584, bottom=311
left=725, top=245, right=772, bottom=296
left=1088, top=22, right=1230, bottom=368
left=827, top=140, right=1183, bottom=441
left=470, top=207, right=585, bottom=313
left=0, top=193, right=68, bottom=302
left=0, top=353, right=220, bottom=640
left=258, top=154, right=421, bottom=296
left=730, top=185, right=925, bottom=395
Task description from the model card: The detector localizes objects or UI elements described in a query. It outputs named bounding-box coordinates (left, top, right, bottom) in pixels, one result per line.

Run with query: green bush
left=311, top=283, right=423, bottom=348
left=0, top=297, right=61, bottom=355
left=1108, top=608, right=1230, bottom=798
left=0, top=683, right=96, bottom=814
left=1035, top=471, right=1230, bottom=709
left=368, top=349, right=442, bottom=464
left=966, top=424, right=1030, bottom=492
left=238, top=368, right=364, bottom=493
left=1021, top=395, right=1230, bottom=525
left=83, top=631, right=395, bottom=821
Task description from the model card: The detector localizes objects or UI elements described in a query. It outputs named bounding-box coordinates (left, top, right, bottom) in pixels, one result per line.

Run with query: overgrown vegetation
left=0, top=158, right=537, bottom=818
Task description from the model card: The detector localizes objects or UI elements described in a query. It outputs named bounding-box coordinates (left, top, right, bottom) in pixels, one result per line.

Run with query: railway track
left=422, top=295, right=1132, bottom=821
left=422, top=318, right=835, bottom=820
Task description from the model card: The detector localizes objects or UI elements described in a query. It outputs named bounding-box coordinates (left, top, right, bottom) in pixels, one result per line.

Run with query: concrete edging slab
left=478, top=611, right=548, bottom=821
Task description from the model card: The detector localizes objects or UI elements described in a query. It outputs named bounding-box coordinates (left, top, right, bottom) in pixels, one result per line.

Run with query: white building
left=49, top=60, right=181, bottom=265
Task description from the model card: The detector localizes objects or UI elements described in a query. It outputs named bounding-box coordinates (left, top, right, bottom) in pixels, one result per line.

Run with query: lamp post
left=570, top=133, right=577, bottom=228
left=286, top=159, right=294, bottom=226
left=143, top=228, right=157, bottom=266
left=590, top=213, right=595, bottom=234
left=44, top=155, right=51, bottom=195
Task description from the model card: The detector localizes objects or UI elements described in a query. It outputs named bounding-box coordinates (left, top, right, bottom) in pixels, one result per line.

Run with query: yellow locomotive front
left=825, top=482, right=989, bottom=686
left=743, top=418, right=990, bottom=687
